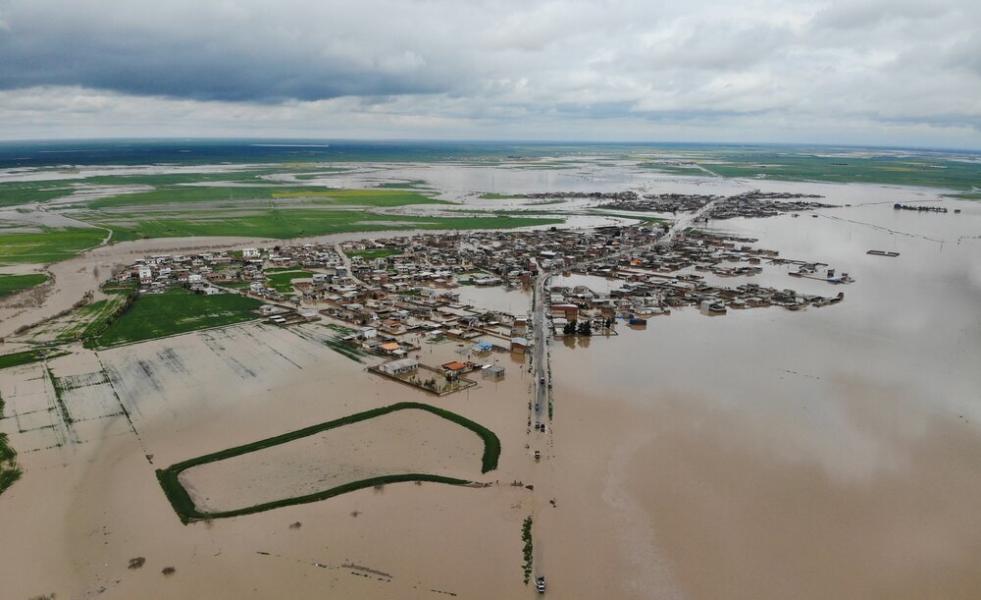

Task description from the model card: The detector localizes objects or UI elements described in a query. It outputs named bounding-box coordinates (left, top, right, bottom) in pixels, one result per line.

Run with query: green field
left=0, top=348, right=54, bottom=370
left=479, top=192, right=523, bottom=200
left=640, top=150, right=981, bottom=191
left=64, top=294, right=130, bottom=344
left=265, top=270, right=313, bottom=293
left=0, top=273, right=49, bottom=298
left=0, top=181, right=75, bottom=208
left=0, top=393, right=22, bottom=496
left=87, top=186, right=445, bottom=209
left=0, top=228, right=106, bottom=265
left=96, top=210, right=563, bottom=242
left=88, top=288, right=262, bottom=348
left=156, top=401, right=500, bottom=523
left=947, top=191, right=981, bottom=201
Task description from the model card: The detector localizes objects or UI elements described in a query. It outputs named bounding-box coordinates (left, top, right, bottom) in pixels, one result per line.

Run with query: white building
left=378, top=358, right=418, bottom=376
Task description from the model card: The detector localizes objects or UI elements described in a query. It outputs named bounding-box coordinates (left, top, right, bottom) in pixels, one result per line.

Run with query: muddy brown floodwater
left=536, top=183, right=981, bottom=599
left=0, top=168, right=979, bottom=599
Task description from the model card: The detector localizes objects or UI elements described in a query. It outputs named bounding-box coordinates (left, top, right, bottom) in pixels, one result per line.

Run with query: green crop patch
left=0, top=348, right=59, bottom=370
left=88, top=287, right=262, bottom=348
left=0, top=273, right=49, bottom=298
left=265, top=270, right=313, bottom=293
left=97, top=210, right=563, bottom=242
left=156, top=402, right=501, bottom=523
left=0, top=228, right=106, bottom=265
left=0, top=181, right=74, bottom=208
left=87, top=185, right=445, bottom=210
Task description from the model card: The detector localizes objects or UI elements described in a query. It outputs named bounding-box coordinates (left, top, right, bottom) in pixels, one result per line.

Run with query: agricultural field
left=0, top=228, right=106, bottom=265
left=157, top=402, right=500, bottom=523
left=264, top=269, right=313, bottom=293
left=0, top=348, right=59, bottom=371
left=349, top=247, right=402, bottom=260
left=0, top=273, right=49, bottom=298
left=91, top=210, right=562, bottom=242
left=0, top=394, right=20, bottom=495
left=86, top=288, right=262, bottom=348
left=0, top=181, right=76, bottom=207
left=86, top=185, right=444, bottom=210
left=640, top=149, right=981, bottom=191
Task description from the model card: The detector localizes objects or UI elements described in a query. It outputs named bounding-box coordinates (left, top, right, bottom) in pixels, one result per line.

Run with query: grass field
left=478, top=192, right=522, bottom=200
left=0, top=273, right=49, bottom=298
left=947, top=191, right=981, bottom=201
left=0, top=181, right=75, bottom=207
left=87, top=186, right=444, bottom=209
left=156, top=401, right=500, bottom=523
left=265, top=270, right=313, bottom=293
left=0, top=228, right=106, bottom=265
left=98, top=210, right=563, bottom=242
left=0, top=348, right=53, bottom=370
left=88, top=288, right=262, bottom=348
left=640, top=150, right=981, bottom=191
left=0, top=392, right=22, bottom=496
left=64, top=293, right=131, bottom=343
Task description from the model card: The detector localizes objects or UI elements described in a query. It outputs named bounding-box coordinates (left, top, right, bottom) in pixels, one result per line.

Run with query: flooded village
left=106, top=216, right=850, bottom=400
left=1, top=171, right=979, bottom=600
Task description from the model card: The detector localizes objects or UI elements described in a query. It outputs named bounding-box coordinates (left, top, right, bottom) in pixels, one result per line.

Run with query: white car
left=536, top=576, right=546, bottom=593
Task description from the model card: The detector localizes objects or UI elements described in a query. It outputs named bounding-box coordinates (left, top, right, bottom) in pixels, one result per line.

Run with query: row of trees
left=561, top=317, right=614, bottom=336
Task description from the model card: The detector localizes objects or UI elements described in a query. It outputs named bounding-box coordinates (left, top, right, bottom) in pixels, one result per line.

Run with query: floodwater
left=455, top=283, right=531, bottom=315
left=538, top=187, right=981, bottom=599
left=1, top=158, right=980, bottom=599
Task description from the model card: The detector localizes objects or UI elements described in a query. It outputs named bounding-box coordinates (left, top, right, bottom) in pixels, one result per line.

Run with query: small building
left=359, top=327, right=378, bottom=340
left=379, top=341, right=401, bottom=355
left=242, top=247, right=260, bottom=259
left=482, top=365, right=506, bottom=380
left=441, top=360, right=470, bottom=374
left=378, top=358, right=418, bottom=376
left=510, top=337, right=529, bottom=354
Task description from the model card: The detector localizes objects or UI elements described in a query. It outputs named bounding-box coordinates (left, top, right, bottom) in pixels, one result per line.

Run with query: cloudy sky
left=1, top=0, right=980, bottom=148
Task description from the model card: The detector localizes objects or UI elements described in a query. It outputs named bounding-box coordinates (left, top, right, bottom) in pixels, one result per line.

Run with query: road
left=333, top=243, right=368, bottom=287
left=527, top=209, right=721, bottom=593
left=656, top=196, right=723, bottom=247
left=531, top=268, right=550, bottom=427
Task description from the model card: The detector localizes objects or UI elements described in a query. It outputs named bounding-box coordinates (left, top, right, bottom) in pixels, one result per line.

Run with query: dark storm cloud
left=0, top=0, right=453, bottom=101
left=0, top=0, right=979, bottom=147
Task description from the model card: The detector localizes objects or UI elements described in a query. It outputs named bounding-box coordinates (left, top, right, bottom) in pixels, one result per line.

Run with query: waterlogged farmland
left=88, top=288, right=262, bottom=348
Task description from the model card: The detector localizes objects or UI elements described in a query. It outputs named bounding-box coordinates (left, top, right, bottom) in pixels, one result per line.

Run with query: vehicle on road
left=536, top=576, right=546, bottom=593
left=534, top=450, right=541, bottom=461
left=540, top=376, right=546, bottom=384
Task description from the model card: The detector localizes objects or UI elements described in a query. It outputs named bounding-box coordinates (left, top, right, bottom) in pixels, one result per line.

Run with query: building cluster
left=548, top=229, right=845, bottom=327
left=109, top=219, right=847, bottom=385
left=114, top=250, right=239, bottom=295
left=893, top=203, right=949, bottom=214
left=600, top=190, right=835, bottom=219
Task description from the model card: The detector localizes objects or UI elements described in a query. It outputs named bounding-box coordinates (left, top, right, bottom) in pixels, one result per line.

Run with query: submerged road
left=529, top=208, right=717, bottom=592
left=532, top=268, right=550, bottom=427
left=657, top=196, right=723, bottom=247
